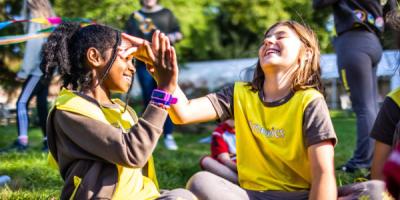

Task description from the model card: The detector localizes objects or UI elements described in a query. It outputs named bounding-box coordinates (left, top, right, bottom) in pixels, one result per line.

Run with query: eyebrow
left=265, top=30, right=288, bottom=38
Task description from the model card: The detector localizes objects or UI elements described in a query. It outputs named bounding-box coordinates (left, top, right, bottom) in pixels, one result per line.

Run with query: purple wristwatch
left=150, top=89, right=178, bottom=106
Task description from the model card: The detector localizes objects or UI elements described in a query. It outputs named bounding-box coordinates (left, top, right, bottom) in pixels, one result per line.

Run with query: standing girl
left=41, top=22, right=195, bottom=200
left=3, top=0, right=55, bottom=152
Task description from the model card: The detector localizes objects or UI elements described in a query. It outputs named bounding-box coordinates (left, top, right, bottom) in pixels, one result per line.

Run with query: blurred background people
left=312, top=0, right=396, bottom=173
left=0, top=175, right=11, bottom=187
left=200, top=119, right=238, bottom=184
left=1, top=0, right=55, bottom=152
left=125, top=0, right=183, bottom=150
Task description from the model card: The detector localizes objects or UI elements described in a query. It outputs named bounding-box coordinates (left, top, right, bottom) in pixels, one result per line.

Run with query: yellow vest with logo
left=52, top=88, right=159, bottom=200
left=233, top=82, right=322, bottom=191
left=388, top=87, right=400, bottom=107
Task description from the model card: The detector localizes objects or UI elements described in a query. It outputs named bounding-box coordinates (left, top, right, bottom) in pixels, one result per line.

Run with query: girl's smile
left=102, top=38, right=136, bottom=93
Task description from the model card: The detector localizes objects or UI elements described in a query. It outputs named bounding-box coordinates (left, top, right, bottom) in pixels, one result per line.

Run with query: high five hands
left=119, top=30, right=178, bottom=94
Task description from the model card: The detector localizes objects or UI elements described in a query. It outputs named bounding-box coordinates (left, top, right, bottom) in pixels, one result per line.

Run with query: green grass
left=0, top=111, right=365, bottom=199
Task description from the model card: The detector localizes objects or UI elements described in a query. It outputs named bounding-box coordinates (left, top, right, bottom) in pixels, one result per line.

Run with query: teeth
left=124, top=76, right=132, bottom=82
left=266, top=49, right=280, bottom=56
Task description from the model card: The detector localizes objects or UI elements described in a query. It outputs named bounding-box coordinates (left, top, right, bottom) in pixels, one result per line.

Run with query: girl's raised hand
left=148, top=30, right=178, bottom=94
left=120, top=33, right=155, bottom=65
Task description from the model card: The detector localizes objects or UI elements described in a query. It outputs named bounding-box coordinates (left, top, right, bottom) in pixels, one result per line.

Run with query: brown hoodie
left=47, top=91, right=167, bottom=199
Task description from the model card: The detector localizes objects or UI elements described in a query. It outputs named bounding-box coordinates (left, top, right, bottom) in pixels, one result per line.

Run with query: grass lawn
left=0, top=110, right=367, bottom=199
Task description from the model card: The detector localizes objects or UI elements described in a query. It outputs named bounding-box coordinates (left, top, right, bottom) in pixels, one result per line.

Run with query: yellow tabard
left=233, top=82, right=322, bottom=191
left=388, top=87, right=400, bottom=107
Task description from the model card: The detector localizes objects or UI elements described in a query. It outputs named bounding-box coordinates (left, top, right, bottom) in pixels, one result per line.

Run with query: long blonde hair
left=249, top=20, right=324, bottom=94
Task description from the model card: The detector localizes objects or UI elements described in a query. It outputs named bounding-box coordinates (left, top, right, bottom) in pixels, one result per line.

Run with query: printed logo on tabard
left=248, top=121, right=285, bottom=138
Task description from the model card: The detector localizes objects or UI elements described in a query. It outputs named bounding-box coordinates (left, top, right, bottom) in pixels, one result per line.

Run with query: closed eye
left=277, top=33, right=288, bottom=39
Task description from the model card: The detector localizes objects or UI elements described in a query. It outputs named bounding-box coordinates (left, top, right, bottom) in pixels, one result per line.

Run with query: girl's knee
left=364, top=180, right=385, bottom=192
left=338, top=180, right=386, bottom=199
left=186, top=171, right=218, bottom=200
left=173, top=188, right=197, bottom=200
left=186, top=171, right=214, bottom=191
left=159, top=188, right=197, bottom=200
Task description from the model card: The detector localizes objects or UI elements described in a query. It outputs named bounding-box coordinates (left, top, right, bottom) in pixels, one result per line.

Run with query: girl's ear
left=86, top=47, right=105, bottom=68
left=299, top=48, right=312, bottom=62
left=298, top=47, right=313, bottom=67
left=304, top=48, right=313, bottom=62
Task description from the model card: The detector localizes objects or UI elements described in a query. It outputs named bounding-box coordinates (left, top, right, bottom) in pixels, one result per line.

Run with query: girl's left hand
left=119, top=33, right=155, bottom=66
left=148, top=30, right=178, bottom=94
left=119, top=31, right=178, bottom=94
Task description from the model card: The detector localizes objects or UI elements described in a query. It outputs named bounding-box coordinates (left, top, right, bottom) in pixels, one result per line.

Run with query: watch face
left=153, top=91, right=166, bottom=98
left=152, top=90, right=169, bottom=101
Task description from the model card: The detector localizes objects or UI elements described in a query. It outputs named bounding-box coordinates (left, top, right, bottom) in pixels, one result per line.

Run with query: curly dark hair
left=40, top=22, right=121, bottom=91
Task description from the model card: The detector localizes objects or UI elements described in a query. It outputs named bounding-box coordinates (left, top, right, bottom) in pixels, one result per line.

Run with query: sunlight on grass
left=0, top=111, right=365, bottom=198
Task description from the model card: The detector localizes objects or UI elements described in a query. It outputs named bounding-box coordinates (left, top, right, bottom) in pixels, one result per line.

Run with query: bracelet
left=150, top=100, right=170, bottom=110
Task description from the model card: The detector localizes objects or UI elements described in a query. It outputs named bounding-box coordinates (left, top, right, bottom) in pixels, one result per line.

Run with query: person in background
left=312, top=0, right=397, bottom=173
left=1, top=0, right=55, bottom=152
left=125, top=0, right=183, bottom=150
left=0, top=175, right=11, bottom=187
left=369, top=10, right=400, bottom=199
left=200, top=119, right=238, bottom=184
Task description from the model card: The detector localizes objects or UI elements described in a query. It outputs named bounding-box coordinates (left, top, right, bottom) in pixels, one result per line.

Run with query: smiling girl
left=41, top=22, right=195, bottom=200
left=151, top=20, right=338, bottom=199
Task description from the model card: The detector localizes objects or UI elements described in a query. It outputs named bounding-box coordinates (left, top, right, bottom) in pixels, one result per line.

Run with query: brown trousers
left=187, top=171, right=385, bottom=200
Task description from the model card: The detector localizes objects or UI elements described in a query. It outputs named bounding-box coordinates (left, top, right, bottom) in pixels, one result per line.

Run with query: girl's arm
left=370, top=97, right=400, bottom=179
left=303, top=97, right=337, bottom=200
left=168, top=86, right=219, bottom=124
left=371, top=141, right=392, bottom=180
left=308, top=141, right=337, bottom=200
left=122, top=31, right=221, bottom=124
left=149, top=30, right=219, bottom=124
left=51, top=104, right=168, bottom=168
left=217, top=153, right=237, bottom=172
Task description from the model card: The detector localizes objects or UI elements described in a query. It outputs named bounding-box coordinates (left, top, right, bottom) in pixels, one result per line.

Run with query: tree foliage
left=0, top=0, right=25, bottom=89
left=0, top=0, right=338, bottom=75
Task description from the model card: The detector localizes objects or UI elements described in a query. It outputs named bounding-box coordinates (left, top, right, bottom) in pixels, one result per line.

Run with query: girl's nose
left=264, top=35, right=276, bottom=45
left=128, top=60, right=136, bottom=73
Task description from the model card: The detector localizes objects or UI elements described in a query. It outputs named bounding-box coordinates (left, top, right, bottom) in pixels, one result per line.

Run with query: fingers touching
left=122, top=30, right=173, bottom=67
left=151, top=30, right=174, bottom=69
left=119, top=30, right=178, bottom=92
left=121, top=33, right=147, bottom=46
left=152, top=30, right=160, bottom=52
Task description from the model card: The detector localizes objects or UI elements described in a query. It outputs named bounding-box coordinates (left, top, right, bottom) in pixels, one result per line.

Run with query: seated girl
left=200, top=119, right=238, bottom=184
left=146, top=20, right=338, bottom=199
left=41, top=22, right=195, bottom=200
